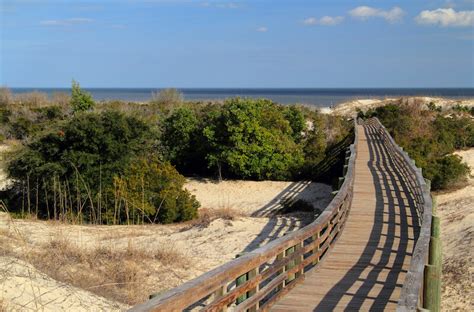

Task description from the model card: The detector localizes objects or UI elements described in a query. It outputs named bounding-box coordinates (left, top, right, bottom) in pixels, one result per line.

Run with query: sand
left=0, top=256, right=126, bottom=312
left=0, top=180, right=332, bottom=310
left=436, top=149, right=474, bottom=311
left=329, top=97, right=474, bottom=116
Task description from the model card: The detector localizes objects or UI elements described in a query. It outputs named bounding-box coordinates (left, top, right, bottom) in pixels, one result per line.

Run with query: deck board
left=271, top=124, right=419, bottom=312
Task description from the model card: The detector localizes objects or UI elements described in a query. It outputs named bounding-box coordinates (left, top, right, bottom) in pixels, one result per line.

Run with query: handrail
left=130, top=119, right=359, bottom=312
left=366, top=118, right=434, bottom=311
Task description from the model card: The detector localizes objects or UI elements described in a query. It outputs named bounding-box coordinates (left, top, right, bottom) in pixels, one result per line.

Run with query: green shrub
left=9, top=117, right=35, bottom=139
left=6, top=111, right=170, bottom=224
left=34, top=105, right=64, bottom=121
left=203, top=98, right=304, bottom=180
left=114, top=157, right=199, bottom=224
left=367, top=104, right=473, bottom=190
left=162, top=107, right=201, bottom=172
left=429, top=155, right=469, bottom=190
left=71, top=80, right=95, bottom=113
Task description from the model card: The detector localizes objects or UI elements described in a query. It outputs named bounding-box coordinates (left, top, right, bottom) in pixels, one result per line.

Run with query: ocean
left=9, top=88, right=474, bottom=107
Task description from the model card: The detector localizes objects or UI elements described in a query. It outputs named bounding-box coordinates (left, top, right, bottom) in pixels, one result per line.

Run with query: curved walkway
left=271, top=123, right=420, bottom=311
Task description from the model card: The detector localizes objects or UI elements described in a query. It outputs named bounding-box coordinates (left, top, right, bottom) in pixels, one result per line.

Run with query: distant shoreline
left=7, top=87, right=474, bottom=107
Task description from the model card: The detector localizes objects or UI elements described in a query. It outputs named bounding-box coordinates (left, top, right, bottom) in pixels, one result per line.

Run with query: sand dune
left=436, top=149, right=474, bottom=311
left=0, top=180, right=332, bottom=310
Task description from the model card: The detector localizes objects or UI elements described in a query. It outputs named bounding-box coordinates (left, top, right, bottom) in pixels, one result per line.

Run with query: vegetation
left=71, top=80, right=95, bottom=112
left=363, top=104, right=472, bottom=190
left=5, top=110, right=199, bottom=224
left=1, top=85, right=352, bottom=224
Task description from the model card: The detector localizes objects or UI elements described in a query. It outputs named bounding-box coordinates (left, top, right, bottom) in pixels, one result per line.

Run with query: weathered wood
left=129, top=120, right=358, bottom=312
left=130, top=117, right=436, bottom=312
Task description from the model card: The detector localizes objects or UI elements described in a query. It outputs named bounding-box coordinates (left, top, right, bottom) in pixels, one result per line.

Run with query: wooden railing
left=366, top=118, right=438, bottom=312
left=130, top=120, right=359, bottom=312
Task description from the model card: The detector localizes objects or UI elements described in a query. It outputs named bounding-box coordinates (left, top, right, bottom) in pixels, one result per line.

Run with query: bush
left=6, top=111, right=182, bottom=224
left=113, top=157, right=199, bottom=224
left=429, top=155, right=469, bottom=190
left=203, top=98, right=304, bottom=180
left=162, top=107, right=201, bottom=172
left=367, top=103, right=473, bottom=190
left=71, top=80, right=95, bottom=112
left=151, top=88, right=183, bottom=112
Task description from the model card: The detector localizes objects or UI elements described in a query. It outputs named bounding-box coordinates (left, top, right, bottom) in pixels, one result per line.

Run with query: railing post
left=235, top=253, right=248, bottom=305
left=312, top=232, right=320, bottom=265
left=295, top=241, right=304, bottom=278
left=276, top=251, right=285, bottom=292
left=285, top=245, right=296, bottom=284
left=247, top=267, right=259, bottom=312
left=212, top=285, right=228, bottom=312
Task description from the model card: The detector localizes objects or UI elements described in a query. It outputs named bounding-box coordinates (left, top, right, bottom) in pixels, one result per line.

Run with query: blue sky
left=1, top=0, right=473, bottom=88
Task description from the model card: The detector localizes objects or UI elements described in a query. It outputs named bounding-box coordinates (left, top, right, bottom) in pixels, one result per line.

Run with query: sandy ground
left=0, top=180, right=332, bottom=311
left=436, top=149, right=474, bottom=311
left=328, top=97, right=474, bottom=116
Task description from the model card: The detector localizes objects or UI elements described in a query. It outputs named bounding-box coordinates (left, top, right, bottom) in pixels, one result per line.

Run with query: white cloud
left=40, top=17, right=93, bottom=26
left=200, top=1, right=239, bottom=9
left=415, top=8, right=474, bottom=27
left=256, top=26, right=268, bottom=32
left=303, top=17, right=318, bottom=25
left=303, top=16, right=343, bottom=26
left=349, top=6, right=404, bottom=23
left=319, top=16, right=344, bottom=26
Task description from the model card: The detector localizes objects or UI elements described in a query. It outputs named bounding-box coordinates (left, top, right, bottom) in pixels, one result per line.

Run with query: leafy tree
left=162, top=107, right=200, bottom=171
left=203, top=98, right=304, bottom=180
left=70, top=80, right=95, bottom=112
left=284, top=105, right=306, bottom=142
left=6, top=111, right=176, bottom=223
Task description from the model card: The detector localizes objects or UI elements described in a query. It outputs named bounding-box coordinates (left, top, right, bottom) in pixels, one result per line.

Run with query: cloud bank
left=415, top=8, right=474, bottom=27
left=303, top=16, right=344, bottom=26
left=349, top=6, right=404, bottom=23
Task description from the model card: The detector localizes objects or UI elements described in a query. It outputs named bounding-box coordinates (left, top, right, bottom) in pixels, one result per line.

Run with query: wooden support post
left=285, top=246, right=296, bottom=284
left=295, top=242, right=304, bottom=279
left=212, top=285, right=228, bottom=312
left=236, top=273, right=248, bottom=304
left=235, top=253, right=248, bottom=305
left=423, top=264, right=440, bottom=312
left=338, top=177, right=344, bottom=189
left=247, top=267, right=259, bottom=312
left=431, top=215, right=440, bottom=238
left=276, top=251, right=285, bottom=292
left=343, top=164, right=348, bottom=176
left=312, top=232, right=320, bottom=265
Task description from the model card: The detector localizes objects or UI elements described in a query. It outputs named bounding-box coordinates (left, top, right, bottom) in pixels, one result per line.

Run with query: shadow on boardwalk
left=312, top=124, right=420, bottom=311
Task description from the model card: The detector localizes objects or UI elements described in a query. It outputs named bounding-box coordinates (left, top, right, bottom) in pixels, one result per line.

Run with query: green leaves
left=70, top=80, right=95, bottom=113
left=203, top=98, right=304, bottom=180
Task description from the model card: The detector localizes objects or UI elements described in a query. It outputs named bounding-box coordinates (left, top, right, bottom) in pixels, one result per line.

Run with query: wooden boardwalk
left=271, top=123, right=420, bottom=311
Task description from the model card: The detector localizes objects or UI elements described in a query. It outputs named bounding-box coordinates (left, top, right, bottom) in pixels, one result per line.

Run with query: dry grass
left=0, top=299, right=6, bottom=312
left=188, top=207, right=246, bottom=228
left=22, top=237, right=187, bottom=305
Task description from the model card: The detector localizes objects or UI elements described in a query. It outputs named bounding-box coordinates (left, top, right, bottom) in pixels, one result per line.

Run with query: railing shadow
left=312, top=124, right=420, bottom=311
left=242, top=181, right=332, bottom=253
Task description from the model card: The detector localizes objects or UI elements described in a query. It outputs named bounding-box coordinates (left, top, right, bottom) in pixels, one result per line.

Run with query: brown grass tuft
left=23, top=237, right=188, bottom=305
left=189, top=207, right=245, bottom=228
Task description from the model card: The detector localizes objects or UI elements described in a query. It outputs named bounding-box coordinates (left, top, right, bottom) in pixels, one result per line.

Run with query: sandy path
left=436, top=149, right=474, bottom=311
